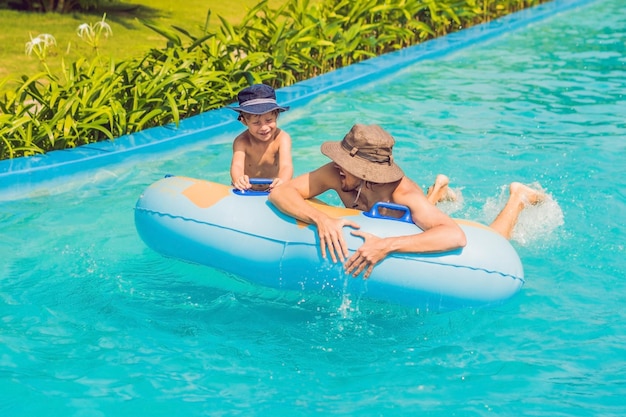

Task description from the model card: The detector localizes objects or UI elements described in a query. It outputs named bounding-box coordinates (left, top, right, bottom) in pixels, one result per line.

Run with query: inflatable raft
left=134, top=176, right=525, bottom=311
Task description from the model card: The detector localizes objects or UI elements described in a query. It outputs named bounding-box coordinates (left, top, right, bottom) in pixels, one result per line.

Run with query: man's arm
left=345, top=177, right=466, bottom=278
left=392, top=176, right=467, bottom=252
left=268, top=163, right=360, bottom=262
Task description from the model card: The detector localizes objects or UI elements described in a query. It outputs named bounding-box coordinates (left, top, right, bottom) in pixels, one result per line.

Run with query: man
left=268, top=124, right=543, bottom=279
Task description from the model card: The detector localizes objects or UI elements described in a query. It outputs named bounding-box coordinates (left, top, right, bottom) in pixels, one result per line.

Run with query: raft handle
left=364, top=202, right=413, bottom=223
left=232, top=178, right=273, bottom=196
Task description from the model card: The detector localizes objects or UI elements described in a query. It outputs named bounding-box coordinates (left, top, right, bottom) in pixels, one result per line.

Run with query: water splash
left=484, top=182, right=564, bottom=246
left=436, top=187, right=465, bottom=215
left=336, top=272, right=365, bottom=319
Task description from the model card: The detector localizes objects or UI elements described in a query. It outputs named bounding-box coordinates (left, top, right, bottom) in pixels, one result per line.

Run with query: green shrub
left=0, top=0, right=547, bottom=160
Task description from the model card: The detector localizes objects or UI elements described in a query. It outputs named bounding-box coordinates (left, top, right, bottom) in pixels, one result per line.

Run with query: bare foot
left=427, top=174, right=457, bottom=204
left=489, top=182, right=547, bottom=239
left=509, top=182, right=546, bottom=207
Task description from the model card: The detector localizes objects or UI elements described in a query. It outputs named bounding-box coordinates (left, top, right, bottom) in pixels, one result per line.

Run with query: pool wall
left=0, top=0, right=595, bottom=197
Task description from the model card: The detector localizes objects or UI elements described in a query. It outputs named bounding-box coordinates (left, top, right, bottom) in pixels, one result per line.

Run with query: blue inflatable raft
left=134, top=176, right=525, bottom=310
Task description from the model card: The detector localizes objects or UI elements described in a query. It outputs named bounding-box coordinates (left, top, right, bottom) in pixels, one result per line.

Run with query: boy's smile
left=242, top=112, right=278, bottom=142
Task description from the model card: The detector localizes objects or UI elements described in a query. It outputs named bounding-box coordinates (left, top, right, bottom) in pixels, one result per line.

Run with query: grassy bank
left=1, top=0, right=547, bottom=160
left=0, top=0, right=283, bottom=81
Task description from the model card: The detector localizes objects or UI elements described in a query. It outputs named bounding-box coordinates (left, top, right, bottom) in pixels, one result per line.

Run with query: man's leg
left=489, top=182, right=545, bottom=239
left=426, top=174, right=457, bottom=205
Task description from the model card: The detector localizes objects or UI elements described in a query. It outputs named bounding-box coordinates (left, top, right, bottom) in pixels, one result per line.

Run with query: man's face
left=334, top=164, right=361, bottom=192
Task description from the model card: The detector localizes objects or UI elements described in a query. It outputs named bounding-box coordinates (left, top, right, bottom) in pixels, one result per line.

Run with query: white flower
left=25, top=33, right=56, bottom=58
left=76, top=13, right=112, bottom=54
left=38, top=33, right=57, bottom=46
left=77, top=23, right=91, bottom=39
left=94, top=18, right=112, bottom=38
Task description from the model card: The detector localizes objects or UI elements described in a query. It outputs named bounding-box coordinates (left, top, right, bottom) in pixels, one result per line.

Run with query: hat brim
left=321, top=141, right=404, bottom=183
left=229, top=103, right=289, bottom=115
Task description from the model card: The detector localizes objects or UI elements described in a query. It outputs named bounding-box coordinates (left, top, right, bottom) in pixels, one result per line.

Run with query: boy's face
left=241, top=111, right=279, bottom=142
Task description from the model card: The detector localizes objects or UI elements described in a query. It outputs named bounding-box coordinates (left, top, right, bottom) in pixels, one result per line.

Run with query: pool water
left=2, top=0, right=625, bottom=415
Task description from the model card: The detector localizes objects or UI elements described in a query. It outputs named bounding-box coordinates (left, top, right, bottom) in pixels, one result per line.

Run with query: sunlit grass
left=0, top=0, right=285, bottom=81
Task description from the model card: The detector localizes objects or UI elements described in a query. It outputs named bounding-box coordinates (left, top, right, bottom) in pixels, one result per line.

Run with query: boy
left=229, top=84, right=293, bottom=191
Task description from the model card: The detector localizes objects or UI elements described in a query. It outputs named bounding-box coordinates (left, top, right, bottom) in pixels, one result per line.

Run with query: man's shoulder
left=314, top=161, right=340, bottom=176
left=391, top=177, right=424, bottom=201
left=309, top=162, right=341, bottom=187
left=397, top=176, right=420, bottom=190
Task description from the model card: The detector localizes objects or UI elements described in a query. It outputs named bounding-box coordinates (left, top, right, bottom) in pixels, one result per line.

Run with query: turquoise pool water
left=2, top=0, right=625, bottom=415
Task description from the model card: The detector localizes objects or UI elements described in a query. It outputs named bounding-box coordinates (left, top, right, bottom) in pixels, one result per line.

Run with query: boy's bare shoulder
left=233, top=130, right=252, bottom=146
left=275, top=128, right=292, bottom=143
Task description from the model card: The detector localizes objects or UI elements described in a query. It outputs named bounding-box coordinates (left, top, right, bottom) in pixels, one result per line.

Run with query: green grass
left=0, top=0, right=283, bottom=83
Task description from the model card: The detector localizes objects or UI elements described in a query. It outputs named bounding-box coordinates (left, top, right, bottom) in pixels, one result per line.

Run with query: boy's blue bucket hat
left=229, top=84, right=289, bottom=115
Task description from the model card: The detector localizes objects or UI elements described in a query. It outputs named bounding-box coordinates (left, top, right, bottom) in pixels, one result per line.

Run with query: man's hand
left=344, top=230, right=389, bottom=279
left=316, top=217, right=360, bottom=263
